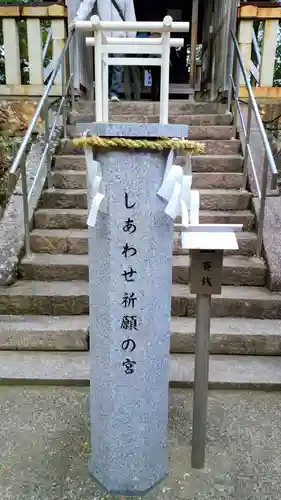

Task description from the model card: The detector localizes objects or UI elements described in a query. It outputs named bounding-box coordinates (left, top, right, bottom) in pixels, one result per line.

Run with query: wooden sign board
left=190, top=250, right=223, bottom=295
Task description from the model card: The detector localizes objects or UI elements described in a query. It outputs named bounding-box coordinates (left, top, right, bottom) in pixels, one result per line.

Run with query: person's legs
left=123, top=67, right=131, bottom=100
left=109, top=55, right=123, bottom=101
left=108, top=64, right=113, bottom=93
left=156, top=69, right=161, bottom=101
left=151, top=67, right=161, bottom=101
left=131, top=66, right=141, bottom=101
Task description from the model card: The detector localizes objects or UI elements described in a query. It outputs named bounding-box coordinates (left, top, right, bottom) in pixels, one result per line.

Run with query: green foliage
left=274, top=30, right=281, bottom=86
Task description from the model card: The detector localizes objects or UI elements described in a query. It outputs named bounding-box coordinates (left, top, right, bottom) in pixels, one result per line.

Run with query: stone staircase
left=1, top=100, right=281, bottom=385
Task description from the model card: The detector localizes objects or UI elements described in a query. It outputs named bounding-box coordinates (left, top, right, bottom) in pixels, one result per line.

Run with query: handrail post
left=89, top=45, right=94, bottom=108
left=233, top=50, right=240, bottom=132
left=160, top=17, right=172, bottom=124
left=62, top=53, right=67, bottom=139
left=242, top=101, right=252, bottom=189
left=70, top=31, right=76, bottom=111
left=43, top=98, right=52, bottom=189
left=20, top=152, right=31, bottom=257
left=227, top=73, right=232, bottom=114
left=227, top=33, right=235, bottom=114
left=87, top=21, right=95, bottom=110
left=270, top=173, right=277, bottom=191
left=190, top=0, right=199, bottom=93
left=92, top=18, right=102, bottom=121
left=256, top=155, right=268, bottom=259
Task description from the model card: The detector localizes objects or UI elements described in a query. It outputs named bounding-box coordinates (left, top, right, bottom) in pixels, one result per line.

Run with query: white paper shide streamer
left=84, top=145, right=107, bottom=227
left=157, top=148, right=200, bottom=247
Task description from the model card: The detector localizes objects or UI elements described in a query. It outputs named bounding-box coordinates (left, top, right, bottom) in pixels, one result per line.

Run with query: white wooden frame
left=1, top=17, right=66, bottom=97
left=237, top=12, right=280, bottom=93
left=74, top=15, right=190, bottom=124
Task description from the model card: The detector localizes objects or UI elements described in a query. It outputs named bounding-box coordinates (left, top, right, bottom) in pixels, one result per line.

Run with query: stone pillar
left=77, top=123, right=188, bottom=496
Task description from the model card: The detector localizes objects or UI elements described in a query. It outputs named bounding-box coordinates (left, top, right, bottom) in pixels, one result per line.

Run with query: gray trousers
left=123, top=66, right=141, bottom=101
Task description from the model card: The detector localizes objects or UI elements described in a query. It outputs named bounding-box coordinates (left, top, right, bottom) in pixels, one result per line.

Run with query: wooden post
left=200, top=0, right=213, bottom=93
left=260, top=19, right=279, bottom=87
left=2, top=19, right=21, bottom=88
left=52, top=19, right=66, bottom=86
left=0, top=3, right=66, bottom=97
left=237, top=18, right=253, bottom=85
left=237, top=4, right=281, bottom=99
left=27, top=19, right=44, bottom=85
left=190, top=0, right=199, bottom=96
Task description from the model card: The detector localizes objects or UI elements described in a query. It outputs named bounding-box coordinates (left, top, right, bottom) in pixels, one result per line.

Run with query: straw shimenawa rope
left=72, top=136, right=205, bottom=154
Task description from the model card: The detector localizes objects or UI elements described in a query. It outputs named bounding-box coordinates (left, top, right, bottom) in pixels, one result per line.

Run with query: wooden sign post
left=176, top=223, right=242, bottom=470
left=190, top=248, right=223, bottom=469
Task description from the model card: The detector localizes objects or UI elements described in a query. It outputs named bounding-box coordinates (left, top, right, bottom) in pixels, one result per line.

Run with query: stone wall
left=0, top=100, right=42, bottom=214
left=260, top=103, right=281, bottom=184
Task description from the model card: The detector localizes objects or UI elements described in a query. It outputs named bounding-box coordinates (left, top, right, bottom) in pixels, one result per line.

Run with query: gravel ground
left=0, top=387, right=281, bottom=500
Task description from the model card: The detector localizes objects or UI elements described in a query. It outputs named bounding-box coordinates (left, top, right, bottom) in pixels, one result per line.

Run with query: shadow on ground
left=0, top=387, right=280, bottom=500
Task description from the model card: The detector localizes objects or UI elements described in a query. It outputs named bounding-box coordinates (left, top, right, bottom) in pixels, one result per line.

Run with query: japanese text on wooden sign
left=190, top=250, right=223, bottom=295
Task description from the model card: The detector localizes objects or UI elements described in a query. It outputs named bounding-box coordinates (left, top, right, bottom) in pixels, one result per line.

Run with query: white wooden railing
left=0, top=3, right=66, bottom=97
left=237, top=3, right=281, bottom=98
left=228, top=30, right=278, bottom=258
left=77, top=15, right=189, bottom=124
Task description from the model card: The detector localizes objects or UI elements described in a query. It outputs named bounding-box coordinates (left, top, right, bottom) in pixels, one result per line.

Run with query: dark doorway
left=134, top=0, right=204, bottom=85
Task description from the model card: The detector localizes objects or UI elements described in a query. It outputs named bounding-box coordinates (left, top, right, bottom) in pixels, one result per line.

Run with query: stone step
left=54, top=154, right=243, bottom=173
left=172, top=255, right=266, bottom=287
left=19, top=254, right=266, bottom=286
left=0, top=315, right=88, bottom=351
left=0, top=281, right=280, bottom=318
left=190, top=155, right=243, bottom=173
left=52, top=170, right=86, bottom=189
left=170, top=354, right=281, bottom=389
left=30, top=229, right=89, bottom=254
left=172, top=284, right=281, bottom=319
left=69, top=112, right=233, bottom=126
left=42, top=188, right=251, bottom=211
left=0, top=281, right=89, bottom=316
left=30, top=229, right=257, bottom=257
left=1, top=315, right=281, bottom=355
left=54, top=155, right=86, bottom=171
left=72, top=99, right=227, bottom=116
left=58, top=139, right=241, bottom=156
left=0, top=351, right=280, bottom=388
left=34, top=208, right=255, bottom=230
left=19, top=254, right=90, bottom=281
left=170, top=317, right=281, bottom=355
left=52, top=170, right=244, bottom=190
left=67, top=124, right=234, bottom=141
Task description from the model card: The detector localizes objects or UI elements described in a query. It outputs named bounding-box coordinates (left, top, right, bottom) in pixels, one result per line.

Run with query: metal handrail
left=10, top=28, right=75, bottom=256
left=228, top=29, right=278, bottom=258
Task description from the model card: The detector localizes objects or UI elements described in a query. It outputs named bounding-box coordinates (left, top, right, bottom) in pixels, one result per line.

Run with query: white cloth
left=157, top=150, right=200, bottom=236
left=74, top=0, right=136, bottom=38
left=84, top=145, right=107, bottom=227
